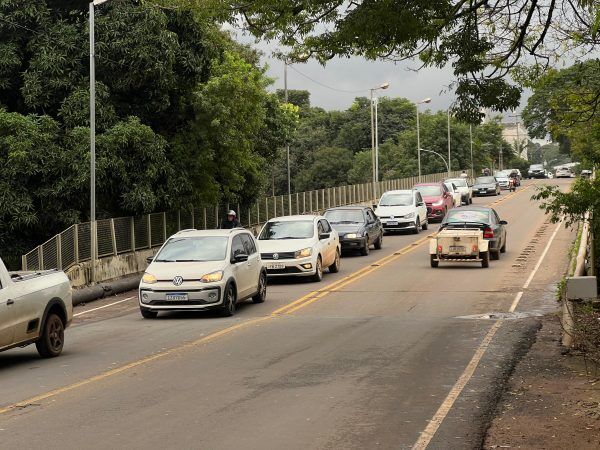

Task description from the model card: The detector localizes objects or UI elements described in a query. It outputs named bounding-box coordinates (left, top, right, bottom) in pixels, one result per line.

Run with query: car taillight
left=437, top=245, right=443, bottom=253
left=484, top=227, right=494, bottom=239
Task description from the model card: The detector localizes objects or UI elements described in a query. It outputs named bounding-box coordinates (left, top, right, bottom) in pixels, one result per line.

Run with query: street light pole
left=469, top=124, right=474, bottom=177
left=447, top=109, right=451, bottom=176
left=420, top=148, right=449, bottom=173
left=370, top=82, right=390, bottom=197
left=416, top=98, right=431, bottom=182
left=284, top=60, right=291, bottom=213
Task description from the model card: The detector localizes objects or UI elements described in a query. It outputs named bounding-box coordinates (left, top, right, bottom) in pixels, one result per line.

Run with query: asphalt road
left=0, top=179, right=575, bottom=450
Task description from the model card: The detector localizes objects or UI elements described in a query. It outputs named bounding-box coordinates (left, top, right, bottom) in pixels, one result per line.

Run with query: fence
left=22, top=170, right=463, bottom=272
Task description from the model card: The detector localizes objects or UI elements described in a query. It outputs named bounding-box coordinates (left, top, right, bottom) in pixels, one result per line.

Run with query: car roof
left=266, top=215, right=319, bottom=222
left=449, top=205, right=492, bottom=212
left=325, top=206, right=368, bottom=211
left=380, top=189, right=414, bottom=195
left=172, top=228, right=250, bottom=238
left=414, top=182, right=441, bottom=186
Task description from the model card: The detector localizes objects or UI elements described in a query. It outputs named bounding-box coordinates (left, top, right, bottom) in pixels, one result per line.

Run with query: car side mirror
left=233, top=253, right=249, bottom=263
left=319, top=232, right=330, bottom=240
left=499, top=220, right=508, bottom=225
left=146, top=256, right=154, bottom=264
left=372, top=204, right=378, bottom=209
left=417, top=201, right=424, bottom=207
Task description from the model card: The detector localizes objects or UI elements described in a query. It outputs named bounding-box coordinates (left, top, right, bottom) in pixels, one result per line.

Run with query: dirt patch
left=484, top=314, right=600, bottom=449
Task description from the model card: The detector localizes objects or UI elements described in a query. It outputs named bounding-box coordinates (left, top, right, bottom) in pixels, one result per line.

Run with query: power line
left=287, top=64, right=368, bottom=94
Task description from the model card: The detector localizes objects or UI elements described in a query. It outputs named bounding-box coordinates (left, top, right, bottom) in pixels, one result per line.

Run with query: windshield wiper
left=336, top=220, right=361, bottom=224
left=154, top=259, right=175, bottom=262
left=274, top=236, right=305, bottom=239
left=173, top=259, right=206, bottom=262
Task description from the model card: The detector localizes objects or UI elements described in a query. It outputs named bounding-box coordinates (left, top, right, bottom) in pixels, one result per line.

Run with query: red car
left=414, top=182, right=454, bottom=221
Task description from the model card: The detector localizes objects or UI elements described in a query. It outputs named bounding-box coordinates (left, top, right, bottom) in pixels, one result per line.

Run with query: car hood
left=146, top=260, right=226, bottom=280
left=422, top=195, right=442, bottom=204
left=258, top=238, right=316, bottom=253
left=375, top=205, right=415, bottom=217
left=330, top=224, right=365, bottom=234
left=496, top=177, right=509, bottom=182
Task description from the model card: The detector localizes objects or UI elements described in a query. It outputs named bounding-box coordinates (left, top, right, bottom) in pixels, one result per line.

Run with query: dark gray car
left=472, top=176, right=500, bottom=197
left=324, top=206, right=383, bottom=255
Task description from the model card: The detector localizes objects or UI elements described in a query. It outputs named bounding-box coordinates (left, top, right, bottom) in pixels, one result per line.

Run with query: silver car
left=139, top=229, right=267, bottom=318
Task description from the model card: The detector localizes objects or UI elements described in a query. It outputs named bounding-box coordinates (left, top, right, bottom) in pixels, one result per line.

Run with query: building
left=501, top=122, right=529, bottom=160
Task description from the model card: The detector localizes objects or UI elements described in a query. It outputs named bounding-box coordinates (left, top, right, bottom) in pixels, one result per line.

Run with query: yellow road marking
left=0, top=183, right=535, bottom=417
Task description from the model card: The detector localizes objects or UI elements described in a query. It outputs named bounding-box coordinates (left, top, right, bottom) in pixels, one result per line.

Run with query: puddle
left=456, top=311, right=544, bottom=320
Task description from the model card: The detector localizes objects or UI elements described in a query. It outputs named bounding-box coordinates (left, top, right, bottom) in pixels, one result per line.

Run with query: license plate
left=267, top=263, right=286, bottom=270
left=387, top=221, right=399, bottom=226
left=449, top=246, right=465, bottom=253
left=166, top=293, right=188, bottom=301
left=479, top=189, right=486, bottom=193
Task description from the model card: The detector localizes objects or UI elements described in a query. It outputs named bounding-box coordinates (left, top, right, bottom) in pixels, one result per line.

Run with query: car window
left=320, top=219, right=332, bottom=233
left=416, top=192, right=423, bottom=203
left=447, top=178, right=467, bottom=187
left=445, top=209, right=491, bottom=224
left=240, top=233, right=257, bottom=255
left=231, top=235, right=246, bottom=258
left=324, top=209, right=365, bottom=224
left=259, top=220, right=315, bottom=240
left=379, top=192, right=413, bottom=206
left=155, top=236, right=229, bottom=262
left=493, top=210, right=501, bottom=224
left=415, top=185, right=442, bottom=196
left=317, top=221, right=325, bottom=234
left=368, top=211, right=377, bottom=222
left=475, top=176, right=496, bottom=184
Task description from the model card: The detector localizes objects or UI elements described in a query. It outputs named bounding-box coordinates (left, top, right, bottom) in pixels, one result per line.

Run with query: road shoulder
left=484, top=314, right=600, bottom=449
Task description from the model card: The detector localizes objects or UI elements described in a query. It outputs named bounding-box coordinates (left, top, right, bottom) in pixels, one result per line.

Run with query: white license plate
left=166, top=293, right=188, bottom=301
left=449, top=246, right=465, bottom=253
left=267, top=263, right=286, bottom=270
left=387, top=221, right=399, bottom=226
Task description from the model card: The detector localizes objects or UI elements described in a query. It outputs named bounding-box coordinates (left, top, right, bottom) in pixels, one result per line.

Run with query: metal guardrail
left=22, top=170, right=464, bottom=271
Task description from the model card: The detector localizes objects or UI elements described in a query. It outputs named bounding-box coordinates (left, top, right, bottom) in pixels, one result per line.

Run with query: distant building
left=501, top=122, right=529, bottom=160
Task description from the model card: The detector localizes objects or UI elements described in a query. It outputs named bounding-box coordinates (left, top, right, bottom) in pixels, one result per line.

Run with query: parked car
left=414, top=182, right=454, bottom=222
left=555, top=167, right=573, bottom=178
left=257, top=215, right=340, bottom=282
left=528, top=164, right=546, bottom=179
left=439, top=206, right=508, bottom=260
left=581, top=169, right=593, bottom=179
left=494, top=171, right=511, bottom=190
left=445, top=177, right=473, bottom=204
left=374, top=189, right=428, bottom=234
left=324, top=206, right=383, bottom=255
left=139, top=229, right=267, bottom=318
left=472, top=176, right=501, bottom=196
left=0, top=258, right=72, bottom=357
left=444, top=181, right=463, bottom=207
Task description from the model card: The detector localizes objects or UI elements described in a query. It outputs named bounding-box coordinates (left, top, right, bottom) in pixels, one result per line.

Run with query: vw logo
left=273, top=253, right=279, bottom=260
left=172, top=276, right=183, bottom=286
left=390, top=215, right=395, bottom=220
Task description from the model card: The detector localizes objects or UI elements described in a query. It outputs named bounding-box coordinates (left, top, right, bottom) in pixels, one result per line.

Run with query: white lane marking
left=73, top=296, right=136, bottom=317
left=412, top=218, right=566, bottom=449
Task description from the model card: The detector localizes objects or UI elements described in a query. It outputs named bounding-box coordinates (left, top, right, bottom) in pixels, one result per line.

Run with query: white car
left=494, top=171, right=511, bottom=190
left=257, top=215, right=341, bottom=282
left=444, top=182, right=463, bottom=208
left=374, top=189, right=428, bottom=233
left=0, top=257, right=72, bottom=357
left=555, top=167, right=573, bottom=178
left=445, top=178, right=473, bottom=204
left=139, top=229, right=267, bottom=318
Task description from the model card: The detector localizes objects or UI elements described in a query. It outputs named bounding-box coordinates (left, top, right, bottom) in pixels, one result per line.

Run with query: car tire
left=374, top=232, right=383, bottom=249
left=481, top=251, right=489, bottom=268
left=469, top=197, right=473, bottom=204
left=430, top=255, right=439, bottom=268
left=422, top=219, right=428, bottom=230
left=413, top=218, right=421, bottom=234
left=140, top=308, right=158, bottom=319
left=491, top=249, right=500, bottom=260
left=360, top=239, right=370, bottom=256
left=220, top=283, right=236, bottom=317
left=500, top=239, right=506, bottom=253
left=252, top=272, right=267, bottom=303
left=35, top=313, right=65, bottom=358
left=329, top=249, right=341, bottom=273
left=311, top=256, right=324, bottom=282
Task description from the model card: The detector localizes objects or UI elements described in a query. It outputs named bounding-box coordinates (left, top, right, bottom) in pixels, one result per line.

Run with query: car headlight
left=200, top=270, right=224, bottom=283
left=345, top=233, right=359, bottom=239
left=294, top=247, right=312, bottom=258
left=404, top=212, right=415, bottom=219
left=142, top=273, right=157, bottom=284
left=432, top=200, right=444, bottom=206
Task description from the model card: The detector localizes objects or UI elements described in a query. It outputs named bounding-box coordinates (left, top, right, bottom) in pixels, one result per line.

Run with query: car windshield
left=444, top=182, right=456, bottom=192
left=259, top=220, right=314, bottom=240
left=379, top=193, right=413, bottom=206
left=447, top=178, right=467, bottom=187
left=475, top=176, right=495, bottom=184
left=415, top=185, right=442, bottom=196
left=155, top=236, right=228, bottom=262
left=494, top=171, right=510, bottom=178
left=530, top=165, right=543, bottom=170
left=445, top=209, right=490, bottom=224
left=324, top=209, right=365, bottom=224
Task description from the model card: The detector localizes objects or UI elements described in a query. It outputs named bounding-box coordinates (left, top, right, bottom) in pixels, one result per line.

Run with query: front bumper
left=473, top=188, right=496, bottom=196
left=528, top=172, right=545, bottom=178
left=380, top=218, right=417, bottom=231
left=139, top=282, right=224, bottom=310
left=426, top=205, right=445, bottom=219
left=262, top=256, right=316, bottom=277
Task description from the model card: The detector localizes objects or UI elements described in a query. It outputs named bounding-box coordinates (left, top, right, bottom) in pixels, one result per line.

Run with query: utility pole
left=469, top=124, right=474, bottom=177
left=284, top=61, right=291, bottom=213
left=447, top=109, right=451, bottom=176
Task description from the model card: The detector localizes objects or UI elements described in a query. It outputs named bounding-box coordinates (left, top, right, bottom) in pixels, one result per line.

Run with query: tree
left=295, top=147, right=354, bottom=191
left=214, top=0, right=599, bottom=122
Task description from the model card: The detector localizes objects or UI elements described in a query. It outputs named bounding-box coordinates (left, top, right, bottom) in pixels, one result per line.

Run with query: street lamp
left=89, top=0, right=108, bottom=284
left=447, top=109, right=451, bottom=176
left=420, top=149, right=449, bottom=173
left=469, top=124, right=474, bottom=177
left=416, top=97, right=431, bottom=181
left=370, top=82, right=390, bottom=194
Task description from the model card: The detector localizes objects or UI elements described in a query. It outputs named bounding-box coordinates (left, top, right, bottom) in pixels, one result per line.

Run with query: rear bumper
left=340, top=237, right=367, bottom=249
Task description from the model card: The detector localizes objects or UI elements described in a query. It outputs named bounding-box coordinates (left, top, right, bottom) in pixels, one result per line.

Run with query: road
left=0, top=179, right=575, bottom=450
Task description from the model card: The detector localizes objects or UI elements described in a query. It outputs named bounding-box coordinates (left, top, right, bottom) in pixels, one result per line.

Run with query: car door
left=415, top=192, right=427, bottom=223
left=365, top=209, right=377, bottom=243
left=318, top=219, right=335, bottom=265
left=240, top=233, right=261, bottom=294
left=492, top=210, right=506, bottom=248
left=230, top=235, right=252, bottom=298
left=0, top=279, right=15, bottom=348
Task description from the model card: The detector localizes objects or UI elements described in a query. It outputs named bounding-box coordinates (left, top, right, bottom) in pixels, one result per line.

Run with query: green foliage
left=295, top=147, right=354, bottom=191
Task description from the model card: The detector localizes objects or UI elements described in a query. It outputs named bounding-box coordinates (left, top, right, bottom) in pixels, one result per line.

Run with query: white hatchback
left=139, top=229, right=267, bottom=318
left=257, top=215, right=341, bottom=282
left=374, top=190, right=428, bottom=233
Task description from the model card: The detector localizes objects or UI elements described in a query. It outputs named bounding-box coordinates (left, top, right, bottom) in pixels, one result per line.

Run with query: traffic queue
left=136, top=171, right=515, bottom=319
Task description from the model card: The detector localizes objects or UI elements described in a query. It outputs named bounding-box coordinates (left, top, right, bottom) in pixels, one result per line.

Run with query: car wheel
left=481, top=251, right=490, bottom=268
left=329, top=249, right=341, bottom=273
left=311, top=256, right=324, bottom=282
left=413, top=218, right=421, bottom=234
left=220, top=283, right=236, bottom=316
left=469, top=197, right=473, bottom=204
left=35, top=313, right=65, bottom=358
left=430, top=254, right=439, bottom=268
left=500, top=239, right=506, bottom=253
left=360, top=239, right=370, bottom=256
left=491, top=249, right=500, bottom=260
left=140, top=307, right=158, bottom=319
left=252, top=272, right=267, bottom=303
left=374, top=232, right=383, bottom=249
left=422, top=219, right=428, bottom=230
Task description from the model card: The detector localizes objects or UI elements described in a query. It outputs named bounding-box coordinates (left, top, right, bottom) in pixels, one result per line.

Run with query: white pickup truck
left=0, top=258, right=73, bottom=357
